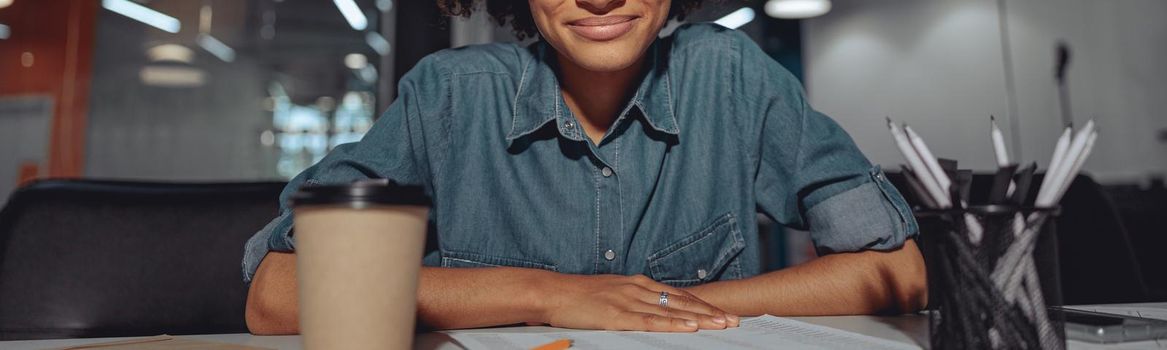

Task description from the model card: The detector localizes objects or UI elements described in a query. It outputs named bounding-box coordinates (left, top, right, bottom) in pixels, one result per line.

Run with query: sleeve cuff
left=241, top=211, right=295, bottom=283
left=806, top=166, right=918, bottom=254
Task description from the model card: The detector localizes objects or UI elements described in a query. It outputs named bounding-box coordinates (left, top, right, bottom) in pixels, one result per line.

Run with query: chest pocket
left=647, top=213, right=746, bottom=287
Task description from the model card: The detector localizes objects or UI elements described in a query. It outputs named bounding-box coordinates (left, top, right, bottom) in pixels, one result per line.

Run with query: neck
left=556, top=53, right=646, bottom=145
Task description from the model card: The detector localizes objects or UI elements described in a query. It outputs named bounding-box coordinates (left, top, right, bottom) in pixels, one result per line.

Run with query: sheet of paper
left=49, top=335, right=273, bottom=350
left=447, top=315, right=920, bottom=350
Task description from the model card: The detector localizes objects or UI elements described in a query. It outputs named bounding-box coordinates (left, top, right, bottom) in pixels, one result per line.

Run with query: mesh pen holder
left=916, top=205, right=1065, bottom=350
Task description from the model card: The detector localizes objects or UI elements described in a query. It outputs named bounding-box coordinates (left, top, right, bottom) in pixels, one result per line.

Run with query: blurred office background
left=0, top=0, right=1164, bottom=278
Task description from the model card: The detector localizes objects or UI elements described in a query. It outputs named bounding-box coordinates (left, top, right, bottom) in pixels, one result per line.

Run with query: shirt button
left=697, top=268, right=708, bottom=279
left=563, top=120, right=575, bottom=130
left=604, top=249, right=616, bottom=261
left=601, top=167, right=613, bottom=177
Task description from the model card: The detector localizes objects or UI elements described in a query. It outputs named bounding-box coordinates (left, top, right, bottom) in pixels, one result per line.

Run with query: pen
left=531, top=338, right=572, bottom=350
left=990, top=116, right=1018, bottom=196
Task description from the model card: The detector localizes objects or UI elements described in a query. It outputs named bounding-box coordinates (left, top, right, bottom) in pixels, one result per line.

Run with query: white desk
left=2, top=303, right=1163, bottom=350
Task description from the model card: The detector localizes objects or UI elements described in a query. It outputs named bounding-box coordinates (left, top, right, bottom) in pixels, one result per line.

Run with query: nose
left=576, top=0, right=625, bottom=14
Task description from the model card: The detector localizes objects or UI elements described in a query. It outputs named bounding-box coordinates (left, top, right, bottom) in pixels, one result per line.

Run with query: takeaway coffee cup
left=292, top=179, right=431, bottom=350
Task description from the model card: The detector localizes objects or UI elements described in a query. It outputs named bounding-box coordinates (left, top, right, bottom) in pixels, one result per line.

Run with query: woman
left=243, top=0, right=927, bottom=334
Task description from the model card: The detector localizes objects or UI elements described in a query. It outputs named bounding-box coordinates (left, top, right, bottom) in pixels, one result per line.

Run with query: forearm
left=416, top=267, right=551, bottom=330
left=686, top=240, right=927, bottom=316
left=246, top=252, right=300, bottom=334
left=246, top=251, right=553, bottom=333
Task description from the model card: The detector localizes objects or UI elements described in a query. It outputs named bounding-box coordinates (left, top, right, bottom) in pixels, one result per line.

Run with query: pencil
left=888, top=119, right=950, bottom=208
left=531, top=338, right=572, bottom=350
left=990, top=115, right=1011, bottom=167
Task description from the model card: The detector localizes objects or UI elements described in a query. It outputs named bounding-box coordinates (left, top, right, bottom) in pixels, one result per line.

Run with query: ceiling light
left=376, top=0, right=392, bottom=12
left=333, top=0, right=367, bottom=31
left=713, top=7, right=756, bottom=30
left=140, top=66, right=206, bottom=87
left=197, top=33, right=236, bottom=62
left=344, top=53, right=367, bottom=69
left=0, top=0, right=12, bottom=9
left=0, top=24, right=10, bottom=40
left=146, top=44, right=194, bottom=63
left=365, top=32, right=391, bottom=56
left=102, top=0, right=181, bottom=33
left=199, top=4, right=212, bottom=33
left=316, top=96, right=337, bottom=111
left=358, top=65, right=378, bottom=83
left=764, top=0, right=832, bottom=19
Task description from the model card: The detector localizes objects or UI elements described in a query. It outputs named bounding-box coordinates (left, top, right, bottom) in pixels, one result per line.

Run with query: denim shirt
left=242, top=24, right=918, bottom=285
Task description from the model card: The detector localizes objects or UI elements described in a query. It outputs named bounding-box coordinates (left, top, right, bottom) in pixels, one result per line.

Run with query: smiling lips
left=566, top=15, right=639, bottom=41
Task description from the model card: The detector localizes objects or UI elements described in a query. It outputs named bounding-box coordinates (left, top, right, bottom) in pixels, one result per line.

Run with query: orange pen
left=530, top=338, right=572, bottom=350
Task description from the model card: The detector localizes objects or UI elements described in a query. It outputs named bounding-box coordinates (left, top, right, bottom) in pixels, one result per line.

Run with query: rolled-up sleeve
left=803, top=166, right=918, bottom=253
left=737, top=30, right=917, bottom=255
left=241, top=56, right=444, bottom=282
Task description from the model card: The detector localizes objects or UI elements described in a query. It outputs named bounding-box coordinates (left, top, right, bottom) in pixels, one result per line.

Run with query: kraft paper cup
left=292, top=179, right=431, bottom=350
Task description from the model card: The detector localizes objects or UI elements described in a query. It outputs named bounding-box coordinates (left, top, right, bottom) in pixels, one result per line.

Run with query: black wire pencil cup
left=888, top=117, right=1098, bottom=350
left=916, top=203, right=1063, bottom=350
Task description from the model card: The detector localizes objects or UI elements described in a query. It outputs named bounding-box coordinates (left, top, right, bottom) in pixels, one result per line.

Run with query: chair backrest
left=1099, top=181, right=1167, bottom=301
left=0, top=180, right=286, bottom=340
left=1053, top=175, right=1149, bottom=304
left=885, top=172, right=1149, bottom=305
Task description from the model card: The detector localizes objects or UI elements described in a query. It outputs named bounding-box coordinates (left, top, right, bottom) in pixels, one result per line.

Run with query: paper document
left=447, top=315, right=920, bottom=350
left=48, top=335, right=272, bottom=350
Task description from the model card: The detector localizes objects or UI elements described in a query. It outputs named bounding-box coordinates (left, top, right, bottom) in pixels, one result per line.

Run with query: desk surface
left=2, top=303, right=1163, bottom=350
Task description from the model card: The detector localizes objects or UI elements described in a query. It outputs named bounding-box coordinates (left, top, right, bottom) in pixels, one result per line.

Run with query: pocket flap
left=647, top=213, right=745, bottom=286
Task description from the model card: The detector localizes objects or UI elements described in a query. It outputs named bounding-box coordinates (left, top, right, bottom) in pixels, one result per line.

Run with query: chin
left=554, top=28, right=657, bottom=73
left=561, top=46, right=645, bottom=73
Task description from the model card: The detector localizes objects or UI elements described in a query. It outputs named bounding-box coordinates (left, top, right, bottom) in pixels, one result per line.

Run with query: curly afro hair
left=436, top=0, right=710, bottom=39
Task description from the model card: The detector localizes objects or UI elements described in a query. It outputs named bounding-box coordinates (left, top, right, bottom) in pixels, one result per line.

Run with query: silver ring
left=659, top=291, right=669, bottom=310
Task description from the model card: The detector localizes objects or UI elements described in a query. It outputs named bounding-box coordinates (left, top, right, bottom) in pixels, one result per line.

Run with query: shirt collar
left=506, top=39, right=680, bottom=143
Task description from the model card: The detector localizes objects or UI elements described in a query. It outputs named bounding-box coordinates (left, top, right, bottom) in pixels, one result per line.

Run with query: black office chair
left=886, top=172, right=1150, bottom=306
left=1052, top=175, right=1149, bottom=304
left=0, top=180, right=286, bottom=340
left=1102, top=180, right=1167, bottom=301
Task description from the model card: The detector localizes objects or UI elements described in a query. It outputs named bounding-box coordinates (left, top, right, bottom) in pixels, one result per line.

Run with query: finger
left=665, top=293, right=732, bottom=327
left=727, top=314, right=740, bottom=328
left=668, top=290, right=739, bottom=328
left=627, top=300, right=728, bottom=330
left=612, top=312, right=699, bottom=333
left=630, top=277, right=731, bottom=314
left=637, top=289, right=726, bottom=321
left=626, top=275, right=738, bottom=326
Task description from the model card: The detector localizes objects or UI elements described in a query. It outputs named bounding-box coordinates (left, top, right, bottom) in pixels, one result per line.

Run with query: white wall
left=0, top=96, right=53, bottom=203
left=84, top=58, right=279, bottom=181
left=804, top=0, right=1167, bottom=183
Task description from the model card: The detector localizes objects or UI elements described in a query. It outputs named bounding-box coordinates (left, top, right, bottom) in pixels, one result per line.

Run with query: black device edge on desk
left=1050, top=306, right=1167, bottom=344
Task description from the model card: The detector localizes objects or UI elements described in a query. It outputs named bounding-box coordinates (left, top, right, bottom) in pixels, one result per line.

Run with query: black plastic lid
left=291, top=179, right=431, bottom=207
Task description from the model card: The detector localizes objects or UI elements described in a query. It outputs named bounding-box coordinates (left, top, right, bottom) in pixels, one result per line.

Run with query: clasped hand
left=534, top=274, right=739, bottom=332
